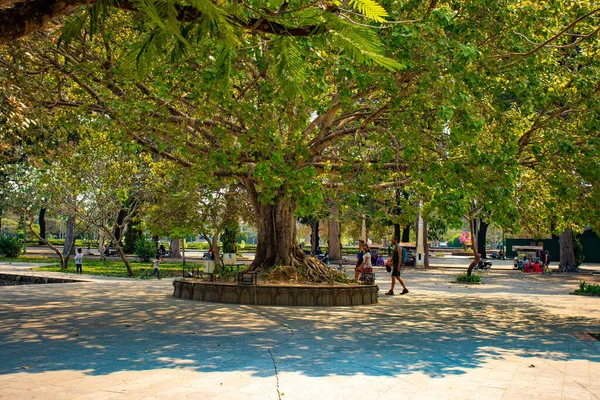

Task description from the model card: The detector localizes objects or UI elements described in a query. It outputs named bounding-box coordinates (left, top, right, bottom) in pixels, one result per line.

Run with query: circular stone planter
left=172, top=279, right=379, bottom=306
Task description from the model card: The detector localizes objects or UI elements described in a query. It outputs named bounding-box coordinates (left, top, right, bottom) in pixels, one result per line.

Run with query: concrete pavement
left=0, top=264, right=599, bottom=399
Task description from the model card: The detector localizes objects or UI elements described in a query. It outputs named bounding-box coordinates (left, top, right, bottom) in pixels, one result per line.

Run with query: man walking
left=385, top=237, right=409, bottom=296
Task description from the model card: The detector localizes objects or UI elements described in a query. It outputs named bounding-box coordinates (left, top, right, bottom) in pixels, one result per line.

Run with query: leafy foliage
left=0, top=236, right=23, bottom=257
left=134, top=238, right=157, bottom=262
left=455, top=274, right=482, bottom=284
left=572, top=281, right=600, bottom=296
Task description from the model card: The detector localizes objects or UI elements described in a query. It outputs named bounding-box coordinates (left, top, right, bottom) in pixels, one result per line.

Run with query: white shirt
left=75, top=253, right=83, bottom=264
left=363, top=252, right=372, bottom=268
left=153, top=260, right=160, bottom=269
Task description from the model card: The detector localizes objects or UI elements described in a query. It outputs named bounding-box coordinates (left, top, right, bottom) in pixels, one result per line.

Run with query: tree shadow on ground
left=0, top=279, right=599, bottom=379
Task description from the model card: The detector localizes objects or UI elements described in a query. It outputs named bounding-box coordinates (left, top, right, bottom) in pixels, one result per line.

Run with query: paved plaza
left=0, top=264, right=599, bottom=400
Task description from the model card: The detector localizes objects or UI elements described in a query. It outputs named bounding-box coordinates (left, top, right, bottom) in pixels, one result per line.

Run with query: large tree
left=4, top=0, right=600, bottom=280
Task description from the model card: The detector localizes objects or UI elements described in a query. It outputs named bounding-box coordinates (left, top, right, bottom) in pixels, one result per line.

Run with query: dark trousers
left=76, top=263, right=82, bottom=274
left=149, top=269, right=160, bottom=279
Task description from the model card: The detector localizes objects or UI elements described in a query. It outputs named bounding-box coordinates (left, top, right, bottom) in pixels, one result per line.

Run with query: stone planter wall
left=0, top=273, right=81, bottom=285
left=173, top=279, right=379, bottom=306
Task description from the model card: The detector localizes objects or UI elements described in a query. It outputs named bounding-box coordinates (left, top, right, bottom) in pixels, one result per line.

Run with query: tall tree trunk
left=402, top=226, right=410, bottom=243
left=211, top=233, right=221, bottom=268
left=114, top=209, right=127, bottom=245
left=62, top=216, right=76, bottom=261
left=559, top=228, right=576, bottom=267
left=477, top=219, right=489, bottom=258
left=310, top=220, right=320, bottom=255
left=245, top=180, right=339, bottom=282
left=394, top=224, right=401, bottom=241
left=423, top=217, right=429, bottom=268
left=327, top=202, right=342, bottom=261
left=99, top=228, right=105, bottom=262
left=38, top=208, right=46, bottom=245
left=169, top=238, right=181, bottom=258
left=466, top=216, right=479, bottom=276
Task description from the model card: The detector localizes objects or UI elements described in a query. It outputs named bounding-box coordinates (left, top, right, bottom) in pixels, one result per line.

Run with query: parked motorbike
left=317, top=251, right=330, bottom=265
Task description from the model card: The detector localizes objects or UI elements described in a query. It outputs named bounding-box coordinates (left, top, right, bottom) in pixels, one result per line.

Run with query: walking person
left=544, top=250, right=552, bottom=274
left=149, top=256, right=162, bottom=279
left=355, top=242, right=372, bottom=280
left=385, top=237, right=409, bottom=296
left=74, top=247, right=83, bottom=274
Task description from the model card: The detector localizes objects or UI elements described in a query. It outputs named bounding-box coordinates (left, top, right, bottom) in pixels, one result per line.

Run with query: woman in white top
left=354, top=243, right=372, bottom=280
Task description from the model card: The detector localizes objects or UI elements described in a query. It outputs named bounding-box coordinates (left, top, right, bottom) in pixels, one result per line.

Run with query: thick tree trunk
left=211, top=234, right=220, bottom=267
left=327, top=202, right=342, bottom=261
left=559, top=228, right=576, bottom=267
left=477, top=219, right=489, bottom=258
left=169, top=238, right=181, bottom=258
left=310, top=220, right=320, bottom=255
left=38, top=208, right=46, bottom=245
left=62, top=216, right=76, bottom=263
left=394, top=224, right=401, bottom=241
left=402, top=226, right=410, bottom=243
left=245, top=180, right=341, bottom=282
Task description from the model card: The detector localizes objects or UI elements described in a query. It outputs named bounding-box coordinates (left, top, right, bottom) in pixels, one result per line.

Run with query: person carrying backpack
left=385, top=237, right=409, bottom=296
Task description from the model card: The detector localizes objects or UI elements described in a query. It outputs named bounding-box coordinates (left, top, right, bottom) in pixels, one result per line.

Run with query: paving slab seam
left=245, top=307, right=295, bottom=400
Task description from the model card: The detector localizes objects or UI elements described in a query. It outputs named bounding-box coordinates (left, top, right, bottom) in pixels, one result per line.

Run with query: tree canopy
left=2, top=0, right=600, bottom=279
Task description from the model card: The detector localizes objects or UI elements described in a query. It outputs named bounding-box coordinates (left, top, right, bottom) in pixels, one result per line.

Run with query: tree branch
left=0, top=0, right=327, bottom=44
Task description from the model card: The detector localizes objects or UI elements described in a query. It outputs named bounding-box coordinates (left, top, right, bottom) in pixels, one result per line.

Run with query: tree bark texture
left=62, top=216, right=75, bottom=260
left=402, top=226, right=410, bottom=243
left=310, top=220, right=320, bottom=255
left=394, top=224, right=401, bottom=241
left=423, top=217, right=429, bottom=268
left=114, top=209, right=127, bottom=244
left=38, top=208, right=46, bottom=245
left=327, top=202, right=342, bottom=261
left=466, top=217, right=479, bottom=276
left=477, top=219, right=489, bottom=258
left=244, top=179, right=340, bottom=282
left=169, top=238, right=181, bottom=258
left=559, top=228, right=576, bottom=267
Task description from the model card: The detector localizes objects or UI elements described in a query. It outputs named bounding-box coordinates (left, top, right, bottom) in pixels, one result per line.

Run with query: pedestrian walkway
left=0, top=264, right=599, bottom=399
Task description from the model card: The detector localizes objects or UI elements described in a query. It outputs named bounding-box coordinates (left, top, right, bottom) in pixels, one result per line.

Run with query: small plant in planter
left=221, top=223, right=238, bottom=265
left=455, top=273, right=482, bottom=283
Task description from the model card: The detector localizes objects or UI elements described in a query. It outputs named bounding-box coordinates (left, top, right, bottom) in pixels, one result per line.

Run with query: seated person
left=83, top=246, right=94, bottom=256
left=159, top=244, right=167, bottom=256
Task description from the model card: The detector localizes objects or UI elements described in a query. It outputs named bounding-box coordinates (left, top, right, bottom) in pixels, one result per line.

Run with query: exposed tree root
left=251, top=245, right=348, bottom=283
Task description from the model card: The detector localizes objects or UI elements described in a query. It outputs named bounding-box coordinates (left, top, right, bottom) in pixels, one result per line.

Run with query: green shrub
left=222, top=225, right=238, bottom=254
left=572, top=280, right=600, bottom=296
left=0, top=236, right=23, bottom=257
left=135, top=239, right=157, bottom=262
left=455, top=273, right=482, bottom=283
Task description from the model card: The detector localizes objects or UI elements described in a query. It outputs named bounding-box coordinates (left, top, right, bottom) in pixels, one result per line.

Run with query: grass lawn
left=1, top=255, right=210, bottom=279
